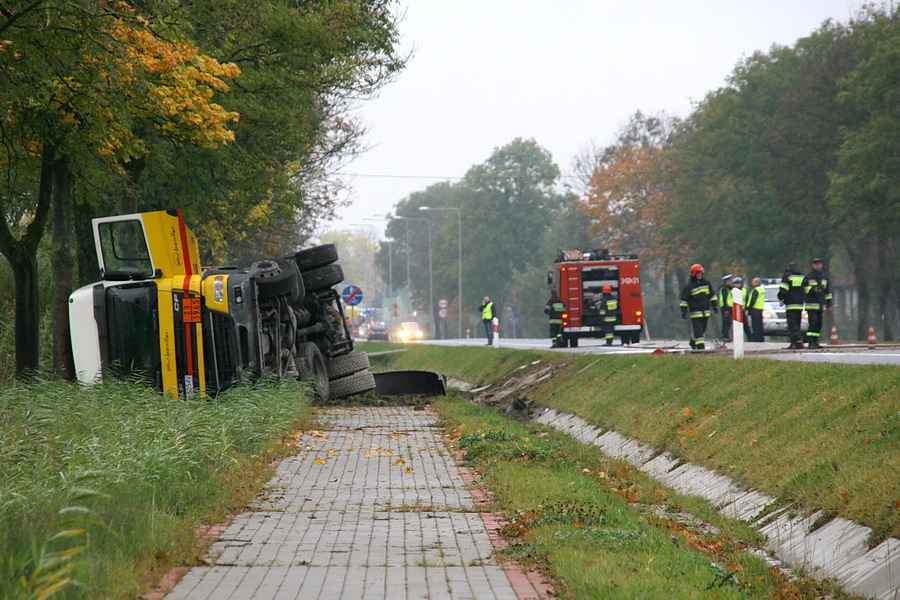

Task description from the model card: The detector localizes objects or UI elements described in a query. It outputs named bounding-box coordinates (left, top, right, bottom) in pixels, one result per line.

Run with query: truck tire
left=244, top=259, right=302, bottom=300
left=328, top=369, right=376, bottom=399
left=300, top=342, right=329, bottom=401
left=567, top=335, right=579, bottom=348
left=302, top=263, right=344, bottom=292
left=288, top=244, right=338, bottom=272
left=326, top=351, right=370, bottom=380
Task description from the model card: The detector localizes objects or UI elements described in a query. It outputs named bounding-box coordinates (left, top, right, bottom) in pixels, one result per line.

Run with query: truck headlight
left=214, top=277, right=225, bottom=303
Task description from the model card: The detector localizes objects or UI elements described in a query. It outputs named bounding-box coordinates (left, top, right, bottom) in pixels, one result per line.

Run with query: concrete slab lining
left=533, top=408, right=899, bottom=600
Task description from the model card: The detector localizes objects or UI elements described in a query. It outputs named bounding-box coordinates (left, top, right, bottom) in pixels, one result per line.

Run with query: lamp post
left=388, top=215, right=432, bottom=333
left=419, top=206, right=462, bottom=338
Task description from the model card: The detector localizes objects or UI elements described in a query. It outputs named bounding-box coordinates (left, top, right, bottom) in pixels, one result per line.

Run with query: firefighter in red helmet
left=596, top=284, right=619, bottom=346
left=679, top=264, right=718, bottom=349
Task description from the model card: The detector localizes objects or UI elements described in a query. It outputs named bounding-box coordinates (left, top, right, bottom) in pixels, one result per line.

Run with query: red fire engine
left=547, top=248, right=644, bottom=347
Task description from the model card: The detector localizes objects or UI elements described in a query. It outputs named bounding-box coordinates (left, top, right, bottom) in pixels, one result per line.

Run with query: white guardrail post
left=732, top=288, right=745, bottom=359
left=492, top=317, right=500, bottom=348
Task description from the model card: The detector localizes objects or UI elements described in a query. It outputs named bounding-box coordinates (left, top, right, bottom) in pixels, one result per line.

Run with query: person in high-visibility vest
left=479, top=296, right=496, bottom=346
left=543, top=290, right=566, bottom=348
left=680, top=263, right=718, bottom=350
left=803, top=258, right=832, bottom=349
left=778, top=261, right=806, bottom=349
left=717, top=274, right=734, bottom=342
left=745, top=278, right=766, bottom=342
left=732, top=277, right=751, bottom=339
left=596, top=285, right=619, bottom=346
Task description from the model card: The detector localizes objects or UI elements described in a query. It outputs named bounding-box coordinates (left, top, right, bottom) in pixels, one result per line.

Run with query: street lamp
left=419, top=206, right=462, bottom=338
left=388, top=215, right=432, bottom=334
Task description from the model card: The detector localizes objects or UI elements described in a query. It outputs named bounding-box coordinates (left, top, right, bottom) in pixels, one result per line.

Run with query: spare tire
left=329, top=369, right=376, bottom=399
left=302, top=263, right=344, bottom=292
left=326, top=351, right=370, bottom=380
left=288, top=244, right=338, bottom=272
left=241, top=258, right=302, bottom=300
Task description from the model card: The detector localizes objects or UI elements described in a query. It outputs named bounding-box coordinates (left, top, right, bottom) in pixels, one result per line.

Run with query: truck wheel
left=300, top=343, right=329, bottom=401
left=326, top=351, right=370, bottom=380
left=244, top=259, right=302, bottom=300
left=568, top=336, right=579, bottom=348
left=288, top=244, right=338, bottom=272
left=302, top=263, right=344, bottom=292
left=329, top=369, right=376, bottom=399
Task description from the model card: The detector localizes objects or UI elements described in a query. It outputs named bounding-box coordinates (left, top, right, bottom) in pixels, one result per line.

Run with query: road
left=386, top=337, right=900, bottom=366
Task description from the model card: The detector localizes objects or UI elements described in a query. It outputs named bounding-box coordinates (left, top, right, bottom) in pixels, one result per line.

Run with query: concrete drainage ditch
left=447, top=377, right=898, bottom=600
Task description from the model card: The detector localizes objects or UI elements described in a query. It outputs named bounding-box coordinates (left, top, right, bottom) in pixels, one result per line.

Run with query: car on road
left=397, top=321, right=425, bottom=343
left=761, top=279, right=808, bottom=337
left=366, top=321, right=390, bottom=341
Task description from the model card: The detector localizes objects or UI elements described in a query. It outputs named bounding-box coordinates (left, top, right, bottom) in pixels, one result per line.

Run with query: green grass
left=0, top=377, right=313, bottom=599
left=436, top=396, right=852, bottom=599
left=369, top=345, right=900, bottom=543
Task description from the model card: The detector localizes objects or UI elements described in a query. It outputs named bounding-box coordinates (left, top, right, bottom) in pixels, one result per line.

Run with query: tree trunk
left=0, top=143, right=55, bottom=377
left=51, top=155, right=75, bottom=379
left=74, top=200, right=100, bottom=287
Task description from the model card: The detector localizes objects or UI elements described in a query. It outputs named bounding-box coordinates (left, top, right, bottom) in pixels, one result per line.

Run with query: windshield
left=98, top=220, right=153, bottom=275
left=105, top=283, right=160, bottom=382
left=764, top=285, right=781, bottom=303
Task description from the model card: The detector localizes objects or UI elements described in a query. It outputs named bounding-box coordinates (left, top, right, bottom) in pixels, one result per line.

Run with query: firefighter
left=480, top=296, right=496, bottom=346
left=718, top=274, right=733, bottom=342
left=597, top=285, right=619, bottom=346
left=680, top=264, right=718, bottom=349
left=543, top=290, right=566, bottom=348
left=803, top=258, right=832, bottom=349
left=778, top=261, right=806, bottom=349
left=746, top=277, right=766, bottom=342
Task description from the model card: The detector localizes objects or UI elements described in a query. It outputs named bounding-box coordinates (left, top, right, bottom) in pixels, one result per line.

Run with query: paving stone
left=165, top=407, right=524, bottom=600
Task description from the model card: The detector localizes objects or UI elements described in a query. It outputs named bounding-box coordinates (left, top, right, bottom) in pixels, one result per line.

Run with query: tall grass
left=0, top=376, right=312, bottom=599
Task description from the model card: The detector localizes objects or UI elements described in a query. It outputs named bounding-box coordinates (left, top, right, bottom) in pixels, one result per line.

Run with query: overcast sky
left=325, top=0, right=866, bottom=238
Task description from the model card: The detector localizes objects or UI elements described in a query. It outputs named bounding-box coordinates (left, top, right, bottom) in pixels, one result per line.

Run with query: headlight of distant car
left=763, top=309, right=774, bottom=319
left=415, top=330, right=423, bottom=339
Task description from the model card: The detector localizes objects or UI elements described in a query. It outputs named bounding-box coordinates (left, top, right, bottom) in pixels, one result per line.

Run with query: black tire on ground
left=326, top=351, right=370, bottom=380
left=568, top=336, right=579, bottom=348
left=288, top=244, right=339, bottom=272
left=328, top=369, right=376, bottom=399
left=300, top=343, right=329, bottom=401
left=302, top=263, right=344, bottom=292
left=242, top=258, right=302, bottom=300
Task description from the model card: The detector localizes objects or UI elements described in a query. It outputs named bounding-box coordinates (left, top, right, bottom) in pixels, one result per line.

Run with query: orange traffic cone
left=829, top=325, right=839, bottom=345
left=867, top=324, right=877, bottom=345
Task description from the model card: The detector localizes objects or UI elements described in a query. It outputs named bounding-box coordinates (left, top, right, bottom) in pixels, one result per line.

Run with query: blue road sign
left=341, top=285, right=363, bottom=306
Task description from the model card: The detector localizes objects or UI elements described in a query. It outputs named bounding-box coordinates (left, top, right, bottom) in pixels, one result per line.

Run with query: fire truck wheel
left=567, top=336, right=579, bottom=348
left=287, top=244, right=338, bottom=272
left=300, top=343, right=329, bottom=401
left=302, top=263, right=344, bottom=292
left=329, top=369, right=376, bottom=399
left=243, top=258, right=302, bottom=300
left=326, top=351, right=370, bottom=380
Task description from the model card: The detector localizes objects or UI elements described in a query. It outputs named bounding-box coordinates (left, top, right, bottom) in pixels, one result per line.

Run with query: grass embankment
left=437, top=396, right=850, bottom=599
left=363, top=343, right=900, bottom=542
left=0, top=378, right=313, bottom=599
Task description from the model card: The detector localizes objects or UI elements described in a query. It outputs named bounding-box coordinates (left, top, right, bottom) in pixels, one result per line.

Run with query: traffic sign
left=438, top=308, right=448, bottom=319
left=438, top=298, right=448, bottom=309
left=341, top=285, right=363, bottom=306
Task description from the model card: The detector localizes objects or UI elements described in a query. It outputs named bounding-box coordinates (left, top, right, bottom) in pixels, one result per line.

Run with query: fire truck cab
left=547, top=248, right=644, bottom=347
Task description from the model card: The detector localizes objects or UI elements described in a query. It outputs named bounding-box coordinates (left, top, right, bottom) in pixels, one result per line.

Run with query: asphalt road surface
left=400, top=336, right=900, bottom=366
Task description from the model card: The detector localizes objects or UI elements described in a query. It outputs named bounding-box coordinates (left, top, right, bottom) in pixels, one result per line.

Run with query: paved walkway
left=165, top=407, right=545, bottom=600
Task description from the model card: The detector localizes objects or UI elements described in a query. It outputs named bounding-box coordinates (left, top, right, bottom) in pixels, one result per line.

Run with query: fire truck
left=547, top=248, right=644, bottom=346
left=68, top=209, right=374, bottom=400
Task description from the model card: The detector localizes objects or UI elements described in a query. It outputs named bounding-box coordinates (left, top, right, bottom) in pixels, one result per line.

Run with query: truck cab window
left=106, top=283, right=160, bottom=383
left=98, top=220, right=152, bottom=275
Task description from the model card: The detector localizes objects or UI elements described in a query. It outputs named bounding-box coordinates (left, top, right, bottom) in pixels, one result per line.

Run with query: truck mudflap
left=373, top=371, right=447, bottom=397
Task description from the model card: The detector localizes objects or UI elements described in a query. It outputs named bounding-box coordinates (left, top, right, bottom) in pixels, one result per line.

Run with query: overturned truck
left=69, top=209, right=374, bottom=400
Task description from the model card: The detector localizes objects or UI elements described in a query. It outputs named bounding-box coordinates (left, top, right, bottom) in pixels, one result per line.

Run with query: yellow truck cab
left=69, top=209, right=373, bottom=400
